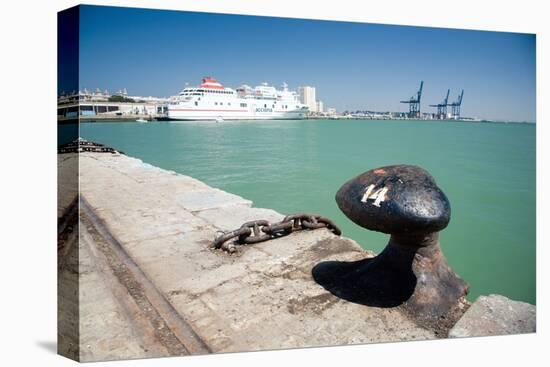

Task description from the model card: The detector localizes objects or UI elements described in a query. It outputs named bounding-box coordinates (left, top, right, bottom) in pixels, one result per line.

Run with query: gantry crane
left=449, top=90, right=464, bottom=119
left=430, top=89, right=450, bottom=119
left=400, top=81, right=423, bottom=119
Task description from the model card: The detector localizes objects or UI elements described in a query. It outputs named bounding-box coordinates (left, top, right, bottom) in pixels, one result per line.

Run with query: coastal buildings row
left=58, top=80, right=336, bottom=121
left=337, top=111, right=474, bottom=120
left=57, top=79, right=467, bottom=122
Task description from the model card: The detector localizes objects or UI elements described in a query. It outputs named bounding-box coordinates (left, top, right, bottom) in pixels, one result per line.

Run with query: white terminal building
left=57, top=88, right=170, bottom=120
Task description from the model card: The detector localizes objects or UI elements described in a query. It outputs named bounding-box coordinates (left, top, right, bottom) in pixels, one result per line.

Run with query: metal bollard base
left=312, top=235, right=469, bottom=327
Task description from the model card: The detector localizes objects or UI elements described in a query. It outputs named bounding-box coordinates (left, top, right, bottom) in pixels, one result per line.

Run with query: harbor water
left=79, top=119, right=536, bottom=304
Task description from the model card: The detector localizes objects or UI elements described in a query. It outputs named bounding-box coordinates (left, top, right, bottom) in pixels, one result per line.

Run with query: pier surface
left=58, top=151, right=535, bottom=362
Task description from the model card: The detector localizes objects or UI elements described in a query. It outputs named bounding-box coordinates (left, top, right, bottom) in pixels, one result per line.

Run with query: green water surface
left=80, top=119, right=536, bottom=304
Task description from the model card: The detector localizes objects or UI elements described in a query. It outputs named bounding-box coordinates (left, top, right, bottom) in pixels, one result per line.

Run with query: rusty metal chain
left=58, top=138, right=123, bottom=154
left=212, top=213, right=342, bottom=253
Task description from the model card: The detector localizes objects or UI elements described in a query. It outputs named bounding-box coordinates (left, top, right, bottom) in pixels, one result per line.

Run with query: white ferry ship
left=166, top=77, right=309, bottom=121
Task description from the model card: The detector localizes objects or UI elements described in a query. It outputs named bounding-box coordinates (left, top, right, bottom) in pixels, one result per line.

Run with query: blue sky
left=77, top=5, right=536, bottom=121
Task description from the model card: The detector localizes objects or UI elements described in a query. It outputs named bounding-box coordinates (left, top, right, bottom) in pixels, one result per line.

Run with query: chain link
left=212, top=213, right=342, bottom=253
left=58, top=138, right=123, bottom=154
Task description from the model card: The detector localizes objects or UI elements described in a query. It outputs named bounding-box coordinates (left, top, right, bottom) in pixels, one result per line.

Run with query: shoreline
left=73, top=117, right=536, bottom=125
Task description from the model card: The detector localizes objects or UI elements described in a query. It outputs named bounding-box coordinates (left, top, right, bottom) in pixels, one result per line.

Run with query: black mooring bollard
left=315, top=165, right=469, bottom=323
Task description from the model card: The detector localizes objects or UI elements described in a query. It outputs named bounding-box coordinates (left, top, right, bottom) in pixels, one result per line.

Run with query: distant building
left=316, top=101, right=324, bottom=114
left=115, top=88, right=128, bottom=96
left=298, top=86, right=317, bottom=113
left=326, top=107, right=336, bottom=116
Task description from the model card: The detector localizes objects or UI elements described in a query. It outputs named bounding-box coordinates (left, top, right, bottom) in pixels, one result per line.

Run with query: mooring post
left=334, top=165, right=469, bottom=322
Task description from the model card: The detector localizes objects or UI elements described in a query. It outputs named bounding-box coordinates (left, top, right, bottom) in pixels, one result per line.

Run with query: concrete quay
left=57, top=150, right=536, bottom=362
left=79, top=114, right=158, bottom=122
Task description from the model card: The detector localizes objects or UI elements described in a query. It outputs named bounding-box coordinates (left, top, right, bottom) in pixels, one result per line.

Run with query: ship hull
left=166, top=109, right=307, bottom=121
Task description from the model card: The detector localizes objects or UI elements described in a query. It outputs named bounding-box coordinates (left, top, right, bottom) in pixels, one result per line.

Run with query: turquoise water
left=80, top=119, right=536, bottom=304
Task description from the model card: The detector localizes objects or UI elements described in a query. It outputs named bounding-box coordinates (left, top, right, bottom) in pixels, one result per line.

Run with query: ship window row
left=240, top=103, right=247, bottom=107
left=203, top=89, right=233, bottom=95
left=214, top=102, right=232, bottom=106
left=184, top=89, right=233, bottom=95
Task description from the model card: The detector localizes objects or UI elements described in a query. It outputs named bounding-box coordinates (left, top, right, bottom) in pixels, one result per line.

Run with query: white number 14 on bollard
left=361, top=185, right=388, bottom=207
